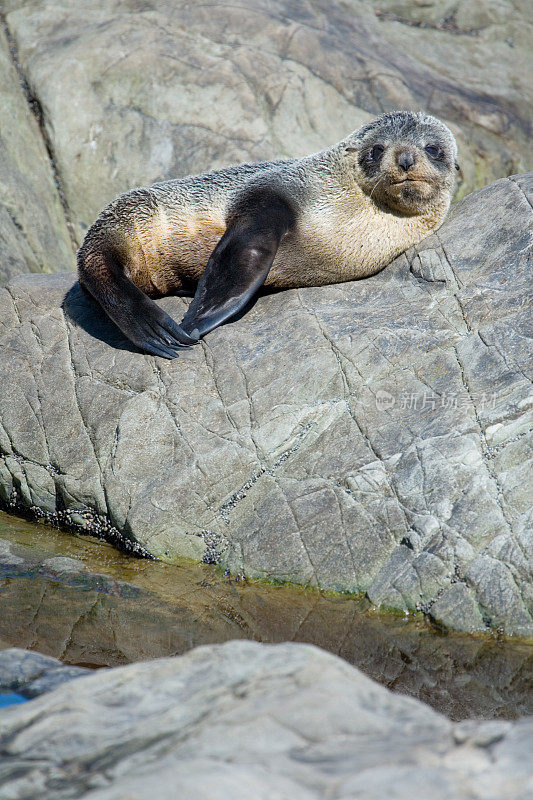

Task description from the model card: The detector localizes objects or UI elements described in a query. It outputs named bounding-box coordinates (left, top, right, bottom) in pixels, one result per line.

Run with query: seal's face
left=349, top=111, right=458, bottom=216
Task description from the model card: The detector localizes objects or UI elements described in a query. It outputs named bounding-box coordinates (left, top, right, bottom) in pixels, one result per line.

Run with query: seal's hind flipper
left=78, top=250, right=197, bottom=359
left=180, top=188, right=295, bottom=338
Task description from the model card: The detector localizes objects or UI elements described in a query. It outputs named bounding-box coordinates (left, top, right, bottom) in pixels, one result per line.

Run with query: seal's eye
left=366, top=144, right=384, bottom=162
left=424, top=144, right=441, bottom=159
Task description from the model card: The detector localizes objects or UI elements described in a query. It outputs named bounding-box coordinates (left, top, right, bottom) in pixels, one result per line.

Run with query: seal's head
left=347, top=111, right=458, bottom=216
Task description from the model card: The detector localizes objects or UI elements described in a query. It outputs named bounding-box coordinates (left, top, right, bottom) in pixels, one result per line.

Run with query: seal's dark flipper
left=78, top=251, right=198, bottom=359
left=180, top=189, right=295, bottom=338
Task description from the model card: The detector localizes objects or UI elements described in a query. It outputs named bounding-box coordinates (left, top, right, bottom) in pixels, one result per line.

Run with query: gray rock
left=20, top=664, right=91, bottom=698
left=428, top=581, right=487, bottom=633
left=0, top=641, right=531, bottom=799
left=0, top=0, right=531, bottom=249
left=40, top=556, right=88, bottom=573
left=0, top=536, right=25, bottom=570
left=0, top=647, right=61, bottom=690
left=0, top=647, right=88, bottom=697
left=0, top=24, right=74, bottom=283
left=0, top=174, right=532, bottom=636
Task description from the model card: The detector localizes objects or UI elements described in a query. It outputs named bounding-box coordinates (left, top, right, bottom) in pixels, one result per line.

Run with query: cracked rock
left=0, top=174, right=531, bottom=636
left=0, top=23, right=74, bottom=283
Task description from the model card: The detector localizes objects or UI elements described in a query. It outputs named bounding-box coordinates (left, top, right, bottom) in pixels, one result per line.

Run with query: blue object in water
left=0, top=692, right=28, bottom=708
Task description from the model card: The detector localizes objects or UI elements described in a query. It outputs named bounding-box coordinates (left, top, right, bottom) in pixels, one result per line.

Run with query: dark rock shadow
left=61, top=280, right=285, bottom=354
left=62, top=281, right=141, bottom=355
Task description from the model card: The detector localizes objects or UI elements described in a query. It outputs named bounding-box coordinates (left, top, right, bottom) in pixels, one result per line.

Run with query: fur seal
left=78, top=110, right=458, bottom=358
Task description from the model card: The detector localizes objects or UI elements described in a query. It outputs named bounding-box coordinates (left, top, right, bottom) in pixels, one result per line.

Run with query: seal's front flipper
left=78, top=251, right=198, bottom=359
left=180, top=188, right=295, bottom=338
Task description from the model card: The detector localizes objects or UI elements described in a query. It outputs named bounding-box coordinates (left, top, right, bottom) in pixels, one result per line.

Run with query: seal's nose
left=397, top=151, right=416, bottom=172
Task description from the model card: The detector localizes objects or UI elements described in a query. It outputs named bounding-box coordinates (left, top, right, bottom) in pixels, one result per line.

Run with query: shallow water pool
left=0, top=510, right=531, bottom=721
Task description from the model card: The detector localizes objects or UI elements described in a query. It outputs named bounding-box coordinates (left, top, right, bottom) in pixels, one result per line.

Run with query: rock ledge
left=0, top=174, right=532, bottom=636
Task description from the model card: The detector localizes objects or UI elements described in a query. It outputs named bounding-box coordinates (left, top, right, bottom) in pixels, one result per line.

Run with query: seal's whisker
left=369, top=175, right=385, bottom=201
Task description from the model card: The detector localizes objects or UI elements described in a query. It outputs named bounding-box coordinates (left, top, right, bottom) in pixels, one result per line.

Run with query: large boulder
left=0, top=0, right=531, bottom=255
left=0, top=641, right=532, bottom=799
left=0, top=647, right=89, bottom=699
left=0, top=174, right=531, bottom=636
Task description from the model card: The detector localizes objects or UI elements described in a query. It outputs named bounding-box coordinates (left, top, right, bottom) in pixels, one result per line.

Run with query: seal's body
left=78, top=111, right=458, bottom=358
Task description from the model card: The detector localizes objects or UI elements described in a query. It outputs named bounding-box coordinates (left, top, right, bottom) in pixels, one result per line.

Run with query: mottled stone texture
left=0, top=641, right=532, bottom=799
left=1, top=0, right=532, bottom=635
left=0, top=24, right=74, bottom=283
left=0, top=647, right=89, bottom=698
left=0, top=174, right=531, bottom=636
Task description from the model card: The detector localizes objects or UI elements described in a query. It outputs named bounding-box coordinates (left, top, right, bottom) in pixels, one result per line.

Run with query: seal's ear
left=455, top=162, right=460, bottom=171
left=345, top=146, right=358, bottom=152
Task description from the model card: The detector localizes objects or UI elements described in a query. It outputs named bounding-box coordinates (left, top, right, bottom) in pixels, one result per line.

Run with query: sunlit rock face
left=1, top=641, right=532, bottom=800
left=1, top=0, right=532, bottom=281
left=0, top=174, right=531, bottom=636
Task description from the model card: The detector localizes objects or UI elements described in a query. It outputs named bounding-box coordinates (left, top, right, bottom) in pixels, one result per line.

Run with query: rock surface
left=0, top=174, right=532, bottom=636
left=0, top=641, right=532, bottom=799
left=0, top=647, right=89, bottom=698
left=0, top=0, right=532, bottom=263
left=0, top=23, right=74, bottom=283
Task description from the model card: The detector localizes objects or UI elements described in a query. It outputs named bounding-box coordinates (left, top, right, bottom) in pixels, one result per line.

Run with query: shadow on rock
left=62, top=277, right=273, bottom=352
left=61, top=281, right=141, bottom=355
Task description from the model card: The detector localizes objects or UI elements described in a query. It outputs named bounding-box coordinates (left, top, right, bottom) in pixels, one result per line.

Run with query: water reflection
left=0, top=511, right=531, bottom=721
